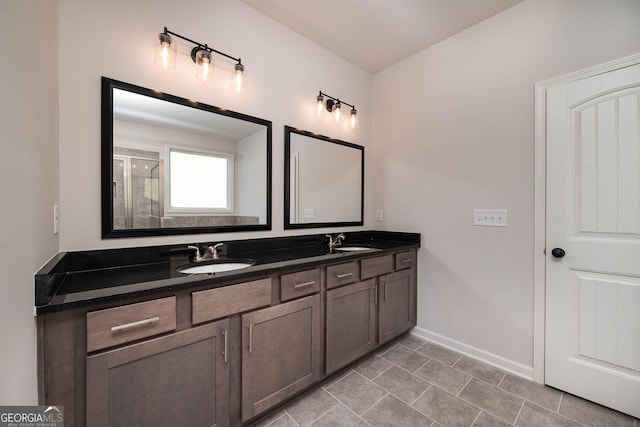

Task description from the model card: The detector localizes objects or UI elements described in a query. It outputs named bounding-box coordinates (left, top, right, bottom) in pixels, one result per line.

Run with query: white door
left=545, top=61, right=640, bottom=418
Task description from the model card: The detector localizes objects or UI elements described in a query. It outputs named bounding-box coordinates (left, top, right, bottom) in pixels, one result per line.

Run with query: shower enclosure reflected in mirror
left=102, top=77, right=272, bottom=238
left=284, top=126, right=364, bottom=229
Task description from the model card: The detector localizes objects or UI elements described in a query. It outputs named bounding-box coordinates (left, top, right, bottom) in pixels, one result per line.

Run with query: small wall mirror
left=284, top=126, right=364, bottom=229
left=102, top=77, right=272, bottom=238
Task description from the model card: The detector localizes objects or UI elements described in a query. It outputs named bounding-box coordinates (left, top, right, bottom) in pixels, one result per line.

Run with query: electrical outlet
left=375, top=209, right=383, bottom=222
left=53, top=204, right=60, bottom=235
left=473, top=209, right=507, bottom=227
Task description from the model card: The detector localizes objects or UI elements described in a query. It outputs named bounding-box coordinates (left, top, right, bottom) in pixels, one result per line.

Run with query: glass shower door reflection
left=113, top=156, right=162, bottom=229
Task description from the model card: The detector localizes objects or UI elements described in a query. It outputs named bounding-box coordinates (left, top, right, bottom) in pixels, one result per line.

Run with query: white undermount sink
left=177, top=259, right=255, bottom=275
left=333, top=246, right=377, bottom=252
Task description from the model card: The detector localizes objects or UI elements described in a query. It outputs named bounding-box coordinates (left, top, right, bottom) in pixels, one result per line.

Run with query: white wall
left=0, top=0, right=59, bottom=403
left=58, top=0, right=372, bottom=252
left=372, top=0, right=640, bottom=370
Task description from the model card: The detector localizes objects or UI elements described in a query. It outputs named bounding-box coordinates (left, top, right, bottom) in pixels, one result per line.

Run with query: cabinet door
left=86, top=320, right=230, bottom=427
left=241, top=295, right=320, bottom=422
left=378, top=269, right=416, bottom=345
left=326, top=279, right=376, bottom=374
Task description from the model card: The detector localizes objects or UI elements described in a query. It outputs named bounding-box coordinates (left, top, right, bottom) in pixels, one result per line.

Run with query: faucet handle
left=209, top=242, right=224, bottom=259
left=187, top=245, right=201, bottom=260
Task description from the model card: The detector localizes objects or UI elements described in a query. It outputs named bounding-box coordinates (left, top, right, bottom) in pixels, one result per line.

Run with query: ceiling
left=240, top=0, right=524, bottom=74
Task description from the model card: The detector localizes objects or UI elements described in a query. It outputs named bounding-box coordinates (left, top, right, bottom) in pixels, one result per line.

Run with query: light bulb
left=334, top=102, right=341, bottom=123
left=231, top=62, right=245, bottom=93
left=195, top=50, right=214, bottom=83
left=350, top=107, right=358, bottom=128
left=316, top=94, right=324, bottom=117
left=154, top=33, right=176, bottom=69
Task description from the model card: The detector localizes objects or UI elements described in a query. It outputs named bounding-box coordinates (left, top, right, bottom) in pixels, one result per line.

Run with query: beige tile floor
left=251, top=334, right=639, bottom=427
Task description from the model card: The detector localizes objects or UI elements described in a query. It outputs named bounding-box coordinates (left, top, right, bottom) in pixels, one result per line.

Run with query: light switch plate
left=375, top=209, right=383, bottom=222
left=304, top=208, right=315, bottom=219
left=474, top=209, right=507, bottom=227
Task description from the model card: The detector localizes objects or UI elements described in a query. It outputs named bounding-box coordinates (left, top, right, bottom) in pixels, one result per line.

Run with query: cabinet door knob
left=551, top=248, right=566, bottom=258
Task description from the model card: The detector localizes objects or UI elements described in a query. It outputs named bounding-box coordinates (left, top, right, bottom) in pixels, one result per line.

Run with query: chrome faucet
left=325, top=233, right=345, bottom=250
left=188, top=243, right=224, bottom=262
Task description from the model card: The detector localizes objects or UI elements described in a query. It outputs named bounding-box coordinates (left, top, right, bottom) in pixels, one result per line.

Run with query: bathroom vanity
left=36, top=231, right=419, bottom=426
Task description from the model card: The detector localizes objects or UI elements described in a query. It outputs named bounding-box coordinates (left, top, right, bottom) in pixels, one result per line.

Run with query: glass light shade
left=195, top=50, right=214, bottom=83
left=316, top=94, right=324, bottom=117
left=334, top=102, right=342, bottom=123
left=154, top=33, right=176, bottom=69
left=350, top=108, right=358, bottom=128
left=231, top=62, right=245, bottom=93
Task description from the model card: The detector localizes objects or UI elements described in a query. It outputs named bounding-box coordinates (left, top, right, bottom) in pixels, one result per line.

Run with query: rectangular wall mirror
left=102, top=77, right=272, bottom=238
left=284, top=126, right=364, bottom=229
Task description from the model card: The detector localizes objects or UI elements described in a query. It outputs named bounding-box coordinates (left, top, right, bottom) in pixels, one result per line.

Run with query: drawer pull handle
left=111, top=317, right=160, bottom=333
left=293, top=281, right=316, bottom=289
left=401, top=259, right=412, bottom=263
left=336, top=272, right=354, bottom=279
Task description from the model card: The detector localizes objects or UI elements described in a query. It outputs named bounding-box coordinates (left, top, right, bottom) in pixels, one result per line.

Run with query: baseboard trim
left=411, top=327, right=534, bottom=381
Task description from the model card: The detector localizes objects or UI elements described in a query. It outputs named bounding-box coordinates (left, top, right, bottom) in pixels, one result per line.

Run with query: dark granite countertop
left=35, top=231, right=420, bottom=314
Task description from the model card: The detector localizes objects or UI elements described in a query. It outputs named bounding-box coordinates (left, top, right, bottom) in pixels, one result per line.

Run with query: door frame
left=533, top=52, right=640, bottom=383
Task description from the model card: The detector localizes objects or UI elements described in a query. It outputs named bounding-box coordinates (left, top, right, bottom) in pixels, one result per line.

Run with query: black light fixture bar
left=161, top=27, right=242, bottom=65
left=318, top=91, right=355, bottom=110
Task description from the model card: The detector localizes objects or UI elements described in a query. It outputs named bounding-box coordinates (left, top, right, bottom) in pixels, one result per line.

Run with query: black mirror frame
left=101, top=77, right=272, bottom=238
left=284, top=126, right=364, bottom=229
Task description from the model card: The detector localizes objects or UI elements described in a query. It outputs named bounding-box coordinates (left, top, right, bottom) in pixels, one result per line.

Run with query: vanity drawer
left=280, top=268, right=321, bottom=301
left=192, top=278, right=272, bottom=325
left=395, top=251, right=415, bottom=270
left=360, top=254, right=394, bottom=279
left=326, top=261, right=360, bottom=289
left=86, top=296, right=176, bottom=352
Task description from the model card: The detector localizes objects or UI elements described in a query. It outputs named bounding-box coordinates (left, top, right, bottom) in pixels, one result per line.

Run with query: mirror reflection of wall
left=285, top=126, right=364, bottom=229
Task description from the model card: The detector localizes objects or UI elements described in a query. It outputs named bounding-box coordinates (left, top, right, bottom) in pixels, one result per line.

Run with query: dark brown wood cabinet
left=39, top=247, right=417, bottom=427
left=86, top=319, right=230, bottom=427
left=241, top=294, right=320, bottom=422
left=378, top=268, right=416, bottom=345
left=325, top=279, right=377, bottom=374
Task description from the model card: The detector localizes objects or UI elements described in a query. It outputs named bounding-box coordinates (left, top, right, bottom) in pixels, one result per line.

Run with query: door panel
left=545, top=62, right=640, bottom=418
left=326, top=279, right=376, bottom=373
left=241, top=295, right=320, bottom=422
left=86, top=320, right=229, bottom=427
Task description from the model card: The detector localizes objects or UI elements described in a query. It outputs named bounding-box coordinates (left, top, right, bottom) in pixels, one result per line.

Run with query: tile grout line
left=367, top=360, right=396, bottom=382
left=409, top=383, right=433, bottom=406
left=497, top=371, right=507, bottom=387
left=299, top=399, right=340, bottom=427
left=556, top=391, right=564, bottom=413
left=282, top=409, right=302, bottom=427
left=263, top=411, right=288, bottom=427
left=468, top=410, right=483, bottom=427
left=317, top=389, right=370, bottom=426
left=321, top=373, right=382, bottom=426
left=457, top=372, right=475, bottom=397
left=452, top=378, right=520, bottom=425
left=511, top=398, right=526, bottom=426
left=359, top=391, right=390, bottom=420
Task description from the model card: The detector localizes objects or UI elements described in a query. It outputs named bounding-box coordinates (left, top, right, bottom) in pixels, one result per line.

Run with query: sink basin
left=177, top=259, right=255, bottom=275
left=333, top=246, right=377, bottom=252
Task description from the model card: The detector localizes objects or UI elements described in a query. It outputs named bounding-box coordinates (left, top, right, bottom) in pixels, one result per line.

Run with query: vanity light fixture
left=154, top=27, right=246, bottom=92
left=316, top=91, right=357, bottom=128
